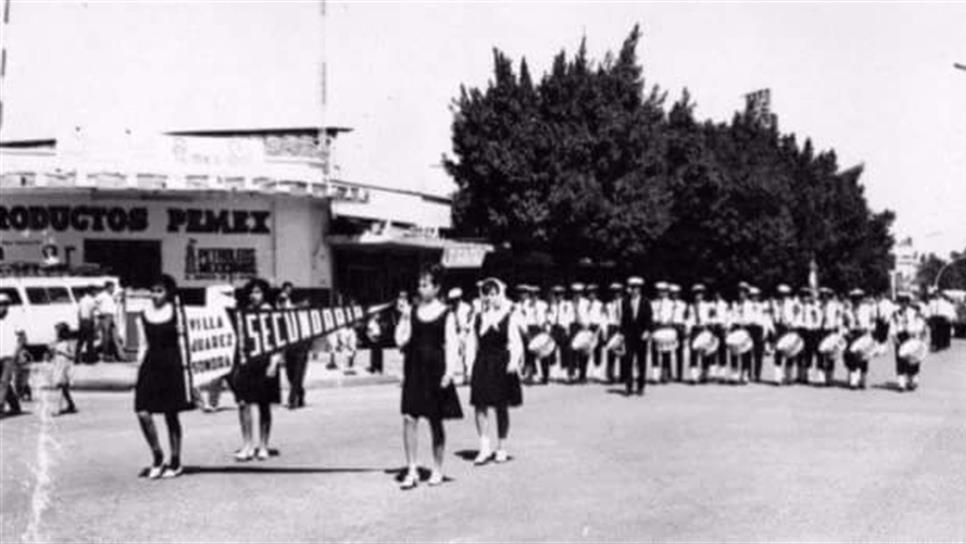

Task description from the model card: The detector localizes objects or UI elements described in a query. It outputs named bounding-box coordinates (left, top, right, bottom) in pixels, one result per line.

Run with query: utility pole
left=0, top=0, right=11, bottom=132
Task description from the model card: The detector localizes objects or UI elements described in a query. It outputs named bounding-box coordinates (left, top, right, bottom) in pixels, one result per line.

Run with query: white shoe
left=494, top=450, right=509, bottom=463
left=897, top=375, right=907, bottom=391
left=427, top=470, right=444, bottom=486
left=146, top=464, right=164, bottom=479
left=774, top=367, right=784, bottom=384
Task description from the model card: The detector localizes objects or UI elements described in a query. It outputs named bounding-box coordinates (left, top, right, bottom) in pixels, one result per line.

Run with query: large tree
left=445, top=25, right=896, bottom=291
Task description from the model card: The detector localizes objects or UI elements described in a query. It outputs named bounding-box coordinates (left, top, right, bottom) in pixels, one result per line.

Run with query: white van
left=0, top=275, right=120, bottom=351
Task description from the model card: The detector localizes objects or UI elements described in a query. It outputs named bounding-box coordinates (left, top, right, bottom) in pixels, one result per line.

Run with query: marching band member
left=798, top=287, right=823, bottom=384
left=817, top=287, right=844, bottom=387
left=873, top=294, right=895, bottom=347
left=547, top=285, right=573, bottom=383
left=232, top=278, right=283, bottom=463
left=728, top=282, right=755, bottom=384
left=394, top=264, right=463, bottom=489
left=710, top=288, right=730, bottom=381
left=514, top=285, right=536, bottom=382
left=890, top=292, right=927, bottom=392
left=620, top=277, right=652, bottom=396
left=670, top=284, right=688, bottom=382
left=771, top=284, right=801, bottom=385
left=586, top=284, right=607, bottom=377
left=447, top=288, right=474, bottom=384
left=571, top=283, right=591, bottom=383
left=529, top=286, right=552, bottom=384
left=651, top=282, right=676, bottom=383
left=843, top=289, right=875, bottom=389
left=747, top=286, right=769, bottom=383
left=685, top=284, right=715, bottom=384
left=604, top=283, right=624, bottom=384
left=468, top=278, right=524, bottom=465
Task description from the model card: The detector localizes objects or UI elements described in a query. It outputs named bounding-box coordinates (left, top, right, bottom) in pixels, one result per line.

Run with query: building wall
left=0, top=190, right=332, bottom=289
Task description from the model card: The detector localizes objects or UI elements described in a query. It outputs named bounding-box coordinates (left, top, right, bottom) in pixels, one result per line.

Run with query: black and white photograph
left=1, top=1, right=965, bottom=542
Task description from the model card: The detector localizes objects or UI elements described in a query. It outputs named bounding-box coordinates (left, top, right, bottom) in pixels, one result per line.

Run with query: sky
left=1, top=1, right=964, bottom=256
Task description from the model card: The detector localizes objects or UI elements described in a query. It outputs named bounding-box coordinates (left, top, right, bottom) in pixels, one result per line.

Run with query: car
left=0, top=274, right=120, bottom=356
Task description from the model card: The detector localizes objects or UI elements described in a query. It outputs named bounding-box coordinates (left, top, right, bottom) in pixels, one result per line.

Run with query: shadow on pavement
left=183, top=465, right=383, bottom=475
left=871, top=381, right=904, bottom=393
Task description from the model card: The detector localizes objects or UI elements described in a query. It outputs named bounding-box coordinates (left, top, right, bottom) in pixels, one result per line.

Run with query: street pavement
left=2, top=342, right=965, bottom=543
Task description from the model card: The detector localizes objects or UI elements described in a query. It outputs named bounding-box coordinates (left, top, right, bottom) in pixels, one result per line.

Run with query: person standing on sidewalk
left=394, top=264, right=463, bottom=489
left=96, top=281, right=126, bottom=362
left=134, top=274, right=194, bottom=479
left=76, top=287, right=98, bottom=364
left=232, top=278, right=283, bottom=461
left=467, top=278, right=524, bottom=465
left=0, top=293, right=25, bottom=417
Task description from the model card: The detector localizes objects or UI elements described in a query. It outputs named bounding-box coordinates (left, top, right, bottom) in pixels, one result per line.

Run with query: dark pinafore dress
left=470, top=312, right=523, bottom=409
left=401, top=307, right=463, bottom=420
left=134, top=307, right=194, bottom=414
left=232, top=302, right=282, bottom=405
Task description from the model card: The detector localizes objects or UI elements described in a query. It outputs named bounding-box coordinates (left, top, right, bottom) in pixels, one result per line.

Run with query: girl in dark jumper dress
left=395, top=265, right=463, bottom=489
left=468, top=278, right=523, bottom=465
left=134, top=275, right=194, bottom=479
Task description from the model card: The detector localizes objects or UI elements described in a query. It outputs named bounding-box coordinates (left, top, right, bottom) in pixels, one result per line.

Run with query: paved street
left=3, top=342, right=965, bottom=543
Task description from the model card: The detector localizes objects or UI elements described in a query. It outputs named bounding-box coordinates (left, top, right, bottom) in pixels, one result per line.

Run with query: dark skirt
left=470, top=350, right=523, bottom=409
left=401, top=349, right=463, bottom=420
left=134, top=346, right=195, bottom=414
left=231, top=357, right=282, bottom=405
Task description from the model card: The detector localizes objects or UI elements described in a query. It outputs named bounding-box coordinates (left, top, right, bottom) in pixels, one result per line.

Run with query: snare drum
left=691, top=330, right=719, bottom=356
left=848, top=334, right=876, bottom=361
left=571, top=330, right=597, bottom=354
left=818, top=332, right=846, bottom=355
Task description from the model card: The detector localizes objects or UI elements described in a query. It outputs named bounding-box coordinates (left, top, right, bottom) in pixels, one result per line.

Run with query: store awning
left=327, top=233, right=492, bottom=268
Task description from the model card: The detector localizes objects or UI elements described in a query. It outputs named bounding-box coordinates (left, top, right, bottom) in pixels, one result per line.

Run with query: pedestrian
left=395, top=264, right=463, bottom=489
left=0, top=293, right=25, bottom=417
left=134, top=274, right=194, bottom=479
left=620, top=276, right=652, bottom=395
left=76, top=286, right=98, bottom=364
left=231, top=278, right=282, bottom=461
left=285, top=300, right=311, bottom=410
left=96, top=281, right=126, bottom=362
left=468, top=277, right=524, bottom=465
left=890, top=292, right=927, bottom=392
left=50, top=322, right=78, bottom=415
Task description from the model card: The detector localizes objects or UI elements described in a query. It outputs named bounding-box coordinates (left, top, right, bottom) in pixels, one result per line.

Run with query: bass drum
left=652, top=327, right=679, bottom=353
left=818, top=332, right=847, bottom=355
left=848, top=334, right=876, bottom=361
left=570, top=330, right=597, bottom=354
left=605, top=333, right=626, bottom=357
left=691, top=330, right=719, bottom=356
left=775, top=332, right=804, bottom=358
left=725, top=329, right=753, bottom=355
left=898, top=338, right=926, bottom=364
left=527, top=332, right=557, bottom=359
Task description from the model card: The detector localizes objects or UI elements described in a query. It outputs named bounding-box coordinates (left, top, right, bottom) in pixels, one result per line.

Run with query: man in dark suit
left=620, top=276, right=653, bottom=396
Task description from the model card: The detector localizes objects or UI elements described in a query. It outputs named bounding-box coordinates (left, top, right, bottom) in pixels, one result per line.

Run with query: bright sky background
left=1, top=1, right=964, bottom=256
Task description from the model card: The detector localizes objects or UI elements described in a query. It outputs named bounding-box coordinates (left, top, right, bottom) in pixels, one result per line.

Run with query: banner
left=181, top=301, right=392, bottom=387
left=235, top=302, right=392, bottom=364
left=183, top=305, right=237, bottom=388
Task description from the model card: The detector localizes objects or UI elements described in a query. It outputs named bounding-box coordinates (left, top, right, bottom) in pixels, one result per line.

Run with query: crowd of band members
left=442, top=278, right=957, bottom=396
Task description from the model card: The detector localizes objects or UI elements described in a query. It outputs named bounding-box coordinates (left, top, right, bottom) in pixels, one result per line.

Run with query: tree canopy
left=445, top=25, right=896, bottom=293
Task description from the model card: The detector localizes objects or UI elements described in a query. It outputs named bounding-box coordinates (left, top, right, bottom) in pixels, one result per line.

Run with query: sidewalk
left=29, top=349, right=405, bottom=392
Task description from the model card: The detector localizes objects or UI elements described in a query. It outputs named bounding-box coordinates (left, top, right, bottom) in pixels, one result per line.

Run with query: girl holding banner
left=395, top=264, right=463, bottom=489
left=134, top=274, right=194, bottom=479
left=467, top=278, right=523, bottom=466
left=232, top=278, right=283, bottom=462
